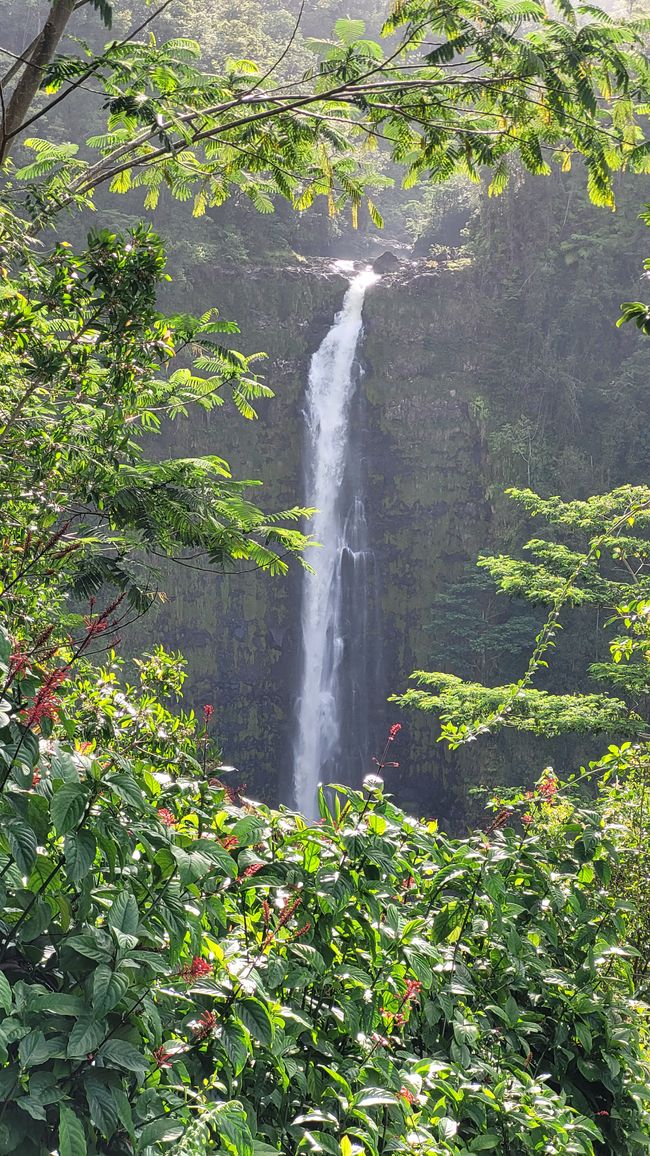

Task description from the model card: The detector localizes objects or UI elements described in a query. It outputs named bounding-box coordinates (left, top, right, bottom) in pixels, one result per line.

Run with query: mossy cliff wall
left=139, top=173, right=650, bottom=825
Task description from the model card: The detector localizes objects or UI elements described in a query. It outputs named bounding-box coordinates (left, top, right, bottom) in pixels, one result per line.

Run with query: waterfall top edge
left=331, top=259, right=381, bottom=287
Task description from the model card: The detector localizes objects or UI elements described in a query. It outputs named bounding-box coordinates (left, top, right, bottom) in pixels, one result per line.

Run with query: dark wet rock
left=372, top=251, right=402, bottom=274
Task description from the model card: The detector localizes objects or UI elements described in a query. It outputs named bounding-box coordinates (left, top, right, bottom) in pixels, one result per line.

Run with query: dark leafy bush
left=0, top=622, right=648, bottom=1154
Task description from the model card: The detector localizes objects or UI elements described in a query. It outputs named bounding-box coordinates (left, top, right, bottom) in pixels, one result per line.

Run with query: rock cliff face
left=139, top=174, right=650, bottom=827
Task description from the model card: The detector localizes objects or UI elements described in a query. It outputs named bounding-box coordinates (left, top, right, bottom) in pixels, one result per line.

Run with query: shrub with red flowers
left=0, top=612, right=648, bottom=1155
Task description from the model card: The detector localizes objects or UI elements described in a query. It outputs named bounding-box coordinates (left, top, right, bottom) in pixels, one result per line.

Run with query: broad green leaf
left=105, top=772, right=146, bottom=811
left=5, top=818, right=37, bottom=875
left=83, top=1073, right=119, bottom=1139
left=440, top=1117, right=458, bottom=1140
left=99, top=1039, right=147, bottom=1072
left=138, top=1118, right=184, bottom=1145
left=354, top=1089, right=398, bottom=1108
left=19, top=1031, right=51, bottom=1069
left=0, top=971, right=11, bottom=1015
left=63, top=933, right=112, bottom=962
left=223, top=1020, right=249, bottom=1075
left=31, top=993, right=86, bottom=1017
left=0, top=626, right=11, bottom=669
left=51, top=783, right=88, bottom=835
left=59, top=1103, right=87, bottom=1156
left=106, top=891, right=139, bottom=937
left=214, top=1102, right=253, bottom=1156
left=67, top=1016, right=106, bottom=1059
left=64, top=831, right=96, bottom=883
left=92, top=966, right=129, bottom=1016
left=16, top=1093, right=47, bottom=1121
left=236, top=998, right=274, bottom=1046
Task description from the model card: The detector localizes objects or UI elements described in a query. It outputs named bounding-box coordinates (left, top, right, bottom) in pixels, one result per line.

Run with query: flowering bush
left=0, top=621, right=648, bottom=1154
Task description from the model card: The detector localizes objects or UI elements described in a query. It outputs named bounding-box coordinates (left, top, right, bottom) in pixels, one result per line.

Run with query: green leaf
left=99, top=1039, right=147, bottom=1072
left=64, top=831, right=96, bottom=883
left=0, top=971, right=12, bottom=1015
left=334, top=17, right=366, bottom=43
left=0, top=626, right=11, bottom=669
left=83, top=1073, right=119, bottom=1138
left=67, top=1017, right=106, bottom=1059
left=16, top=1093, right=47, bottom=1121
left=59, top=1103, right=87, bottom=1156
left=198, top=839, right=238, bottom=878
left=5, top=818, right=37, bottom=875
left=105, top=772, right=146, bottom=811
left=214, top=1102, right=253, bottom=1156
left=31, top=993, right=86, bottom=1017
left=223, top=1021, right=249, bottom=1074
left=51, top=783, right=88, bottom=835
left=354, top=1089, right=398, bottom=1108
left=19, top=1031, right=51, bottom=1069
left=64, top=933, right=112, bottom=962
left=92, top=966, right=129, bottom=1016
left=138, top=1118, right=184, bottom=1145
left=106, top=890, right=139, bottom=937
left=236, top=998, right=274, bottom=1046
left=440, top=1118, right=458, bottom=1140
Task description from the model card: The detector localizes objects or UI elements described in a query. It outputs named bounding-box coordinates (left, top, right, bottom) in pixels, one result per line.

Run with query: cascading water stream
left=293, top=265, right=380, bottom=818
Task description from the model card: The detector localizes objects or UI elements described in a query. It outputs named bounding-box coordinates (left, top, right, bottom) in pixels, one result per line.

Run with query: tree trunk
left=0, top=0, right=77, bottom=163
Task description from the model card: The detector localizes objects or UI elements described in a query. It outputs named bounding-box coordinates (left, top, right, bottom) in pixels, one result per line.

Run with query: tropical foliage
left=0, top=221, right=314, bottom=616
left=0, top=640, right=649, bottom=1154
left=1, top=0, right=649, bottom=232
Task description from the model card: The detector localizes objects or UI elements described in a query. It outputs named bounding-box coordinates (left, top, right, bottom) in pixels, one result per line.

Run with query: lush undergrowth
left=0, top=625, right=649, bottom=1154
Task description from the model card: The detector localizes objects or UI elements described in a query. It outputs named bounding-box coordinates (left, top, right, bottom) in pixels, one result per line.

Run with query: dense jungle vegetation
left=2, top=0, right=650, bottom=1152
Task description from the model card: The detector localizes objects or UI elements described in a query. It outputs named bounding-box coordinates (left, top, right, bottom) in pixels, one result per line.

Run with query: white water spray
left=293, top=266, right=379, bottom=818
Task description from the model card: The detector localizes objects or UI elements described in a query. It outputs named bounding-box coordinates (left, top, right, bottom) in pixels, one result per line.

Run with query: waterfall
left=293, top=265, right=380, bottom=818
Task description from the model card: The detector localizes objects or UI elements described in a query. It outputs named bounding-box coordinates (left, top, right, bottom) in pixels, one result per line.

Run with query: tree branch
left=0, top=0, right=77, bottom=164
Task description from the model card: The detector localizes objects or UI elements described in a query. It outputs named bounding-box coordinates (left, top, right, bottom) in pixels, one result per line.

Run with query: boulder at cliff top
left=372, top=251, right=401, bottom=274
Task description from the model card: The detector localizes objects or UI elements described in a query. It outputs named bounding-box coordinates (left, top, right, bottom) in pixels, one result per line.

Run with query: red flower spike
left=178, top=956, right=212, bottom=982
left=8, top=646, right=29, bottom=679
left=240, top=862, right=264, bottom=880
left=539, top=769, right=559, bottom=802
left=152, top=1045, right=173, bottom=1069
left=157, top=808, right=176, bottom=828
left=399, top=1087, right=416, bottom=1104
left=278, top=896, right=301, bottom=927
left=192, top=1010, right=218, bottom=1040
left=404, top=979, right=422, bottom=1001
left=82, top=614, right=108, bottom=635
left=23, top=668, right=66, bottom=727
left=388, top=723, right=402, bottom=740
left=203, top=704, right=214, bottom=723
